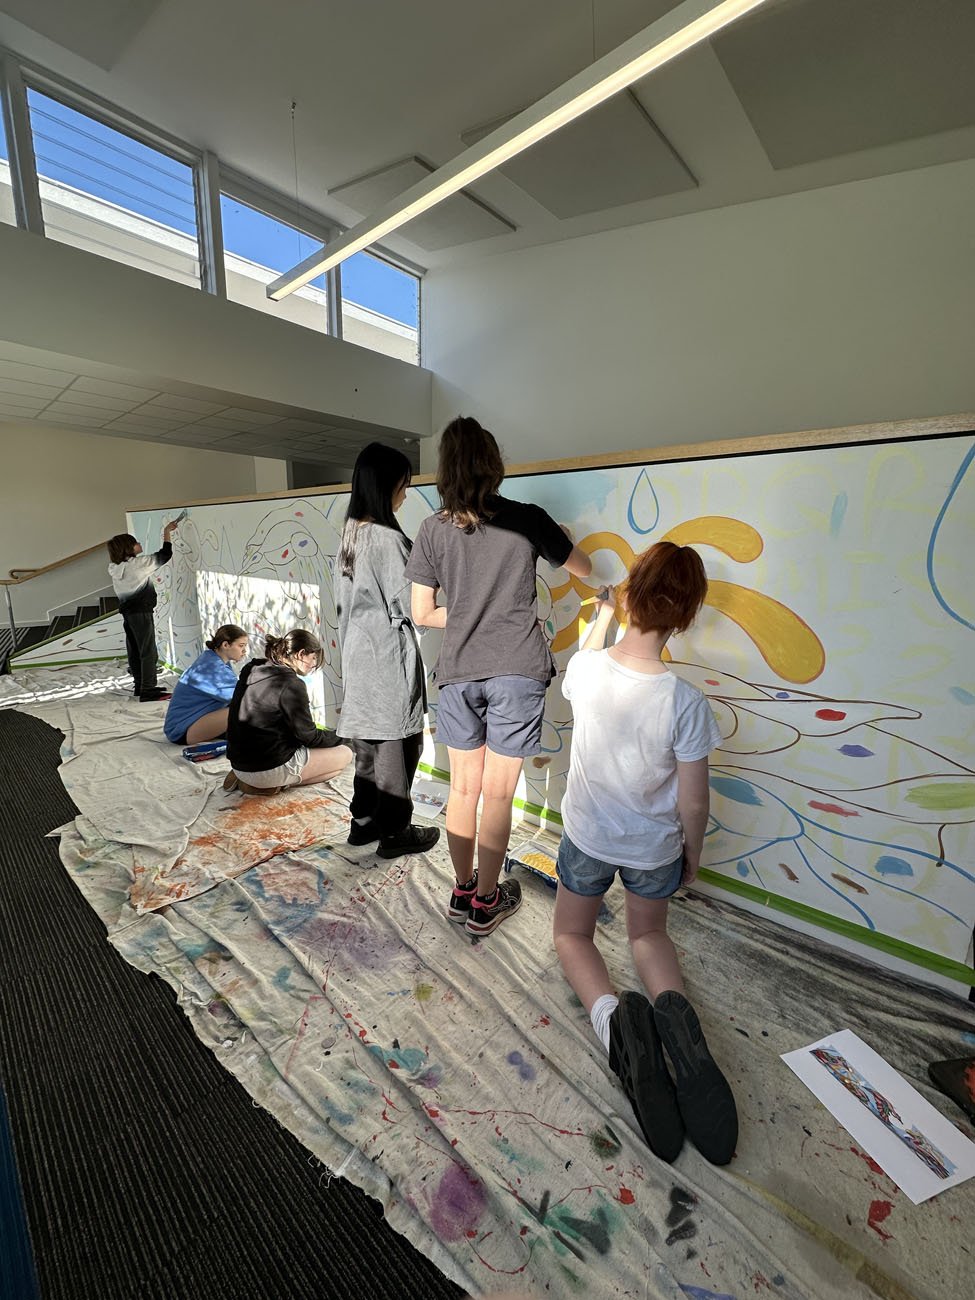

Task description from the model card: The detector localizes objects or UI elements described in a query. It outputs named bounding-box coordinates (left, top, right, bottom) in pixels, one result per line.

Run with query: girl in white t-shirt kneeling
left=554, top=542, right=737, bottom=1166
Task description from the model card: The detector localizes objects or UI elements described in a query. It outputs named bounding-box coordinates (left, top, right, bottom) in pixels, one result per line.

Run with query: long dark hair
left=264, top=629, right=323, bottom=669
left=338, top=442, right=412, bottom=578
left=205, top=624, right=247, bottom=651
left=436, top=416, right=504, bottom=533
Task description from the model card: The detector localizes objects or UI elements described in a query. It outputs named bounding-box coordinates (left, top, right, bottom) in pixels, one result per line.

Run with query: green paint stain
left=905, top=781, right=975, bottom=811
left=588, top=1126, right=622, bottom=1158
left=413, top=982, right=434, bottom=1002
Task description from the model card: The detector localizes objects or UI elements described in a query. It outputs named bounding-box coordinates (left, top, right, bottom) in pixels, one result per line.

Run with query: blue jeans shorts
left=436, top=675, right=548, bottom=759
left=556, top=831, right=683, bottom=900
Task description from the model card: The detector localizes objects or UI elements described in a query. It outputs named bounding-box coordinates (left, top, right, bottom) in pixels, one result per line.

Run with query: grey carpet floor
left=0, top=707, right=464, bottom=1300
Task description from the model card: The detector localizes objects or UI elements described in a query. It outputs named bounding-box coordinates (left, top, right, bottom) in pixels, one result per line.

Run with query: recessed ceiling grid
left=0, top=355, right=414, bottom=464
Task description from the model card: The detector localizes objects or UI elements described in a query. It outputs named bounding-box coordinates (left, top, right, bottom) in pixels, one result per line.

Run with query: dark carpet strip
left=0, top=709, right=465, bottom=1300
left=0, top=1083, right=40, bottom=1300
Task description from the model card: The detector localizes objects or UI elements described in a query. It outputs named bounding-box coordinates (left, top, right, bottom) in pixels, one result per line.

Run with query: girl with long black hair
left=336, top=442, right=440, bottom=859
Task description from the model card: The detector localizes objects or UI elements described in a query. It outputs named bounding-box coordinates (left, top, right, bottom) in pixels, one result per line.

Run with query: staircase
left=1, top=595, right=119, bottom=673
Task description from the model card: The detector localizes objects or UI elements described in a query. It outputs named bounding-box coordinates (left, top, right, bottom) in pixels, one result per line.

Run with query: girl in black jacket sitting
left=224, top=629, right=352, bottom=795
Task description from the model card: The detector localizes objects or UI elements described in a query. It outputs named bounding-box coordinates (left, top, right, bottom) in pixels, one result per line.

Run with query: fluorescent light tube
left=268, top=0, right=774, bottom=300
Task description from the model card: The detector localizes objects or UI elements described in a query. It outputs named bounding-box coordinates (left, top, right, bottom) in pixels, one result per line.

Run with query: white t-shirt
left=560, top=649, right=722, bottom=870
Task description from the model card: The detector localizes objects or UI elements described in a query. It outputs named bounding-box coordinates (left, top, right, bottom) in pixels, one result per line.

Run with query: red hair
left=620, top=541, right=708, bottom=634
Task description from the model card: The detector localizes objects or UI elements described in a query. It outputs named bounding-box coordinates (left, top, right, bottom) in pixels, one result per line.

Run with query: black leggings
left=349, top=733, right=424, bottom=838
left=122, top=610, right=159, bottom=695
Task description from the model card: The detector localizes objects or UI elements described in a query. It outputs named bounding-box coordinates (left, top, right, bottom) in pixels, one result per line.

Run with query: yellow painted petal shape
left=662, top=516, right=764, bottom=562
left=707, top=580, right=825, bottom=683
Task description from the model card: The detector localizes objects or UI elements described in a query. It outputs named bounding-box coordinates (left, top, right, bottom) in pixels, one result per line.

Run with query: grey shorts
left=436, top=676, right=548, bottom=759
left=556, top=831, right=683, bottom=900
left=233, top=745, right=308, bottom=789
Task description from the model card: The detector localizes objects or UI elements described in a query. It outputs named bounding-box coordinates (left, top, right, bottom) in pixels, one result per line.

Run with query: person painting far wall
left=336, top=442, right=440, bottom=860
left=163, top=624, right=249, bottom=746
left=107, top=519, right=180, bottom=702
left=407, top=416, right=592, bottom=937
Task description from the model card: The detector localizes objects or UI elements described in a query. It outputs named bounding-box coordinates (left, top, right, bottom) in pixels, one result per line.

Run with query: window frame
left=0, top=45, right=426, bottom=359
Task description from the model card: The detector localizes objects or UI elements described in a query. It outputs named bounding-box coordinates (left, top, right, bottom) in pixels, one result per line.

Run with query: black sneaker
left=447, top=873, right=478, bottom=923
left=347, top=821, right=381, bottom=846
left=139, top=688, right=172, bottom=702
left=465, top=879, right=522, bottom=936
left=608, top=991, right=684, bottom=1163
left=653, top=990, right=738, bottom=1166
left=377, top=824, right=441, bottom=859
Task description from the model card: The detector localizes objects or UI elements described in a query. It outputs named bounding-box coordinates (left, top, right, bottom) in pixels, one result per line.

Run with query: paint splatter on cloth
left=17, top=682, right=975, bottom=1299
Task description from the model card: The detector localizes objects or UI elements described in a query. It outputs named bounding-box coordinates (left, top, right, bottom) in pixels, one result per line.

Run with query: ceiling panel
left=461, top=91, right=696, bottom=218
left=331, top=156, right=516, bottom=251
left=0, top=0, right=164, bottom=70
left=713, top=0, right=975, bottom=168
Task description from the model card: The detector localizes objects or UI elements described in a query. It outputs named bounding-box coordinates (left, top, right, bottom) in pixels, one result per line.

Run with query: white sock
left=589, top=993, right=618, bottom=1053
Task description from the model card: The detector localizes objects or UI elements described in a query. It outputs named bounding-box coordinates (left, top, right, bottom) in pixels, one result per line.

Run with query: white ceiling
left=1, top=0, right=973, bottom=271
left=1, top=1, right=973, bottom=468
left=0, top=341, right=419, bottom=469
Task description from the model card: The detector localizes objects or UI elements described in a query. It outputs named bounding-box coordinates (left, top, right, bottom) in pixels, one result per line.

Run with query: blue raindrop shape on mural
left=627, top=468, right=659, bottom=535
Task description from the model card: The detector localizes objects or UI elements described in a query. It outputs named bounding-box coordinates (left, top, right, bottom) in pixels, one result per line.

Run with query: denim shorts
left=233, top=745, right=308, bottom=789
left=556, top=831, right=683, bottom=900
left=436, top=676, right=548, bottom=758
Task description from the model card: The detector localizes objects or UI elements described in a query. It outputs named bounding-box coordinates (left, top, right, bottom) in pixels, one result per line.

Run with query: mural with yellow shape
left=134, top=434, right=975, bottom=984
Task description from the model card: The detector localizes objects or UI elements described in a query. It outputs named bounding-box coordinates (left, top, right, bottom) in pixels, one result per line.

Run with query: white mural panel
left=130, top=433, right=975, bottom=982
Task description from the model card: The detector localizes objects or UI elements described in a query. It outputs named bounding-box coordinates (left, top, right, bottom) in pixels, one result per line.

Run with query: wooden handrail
left=0, top=540, right=109, bottom=586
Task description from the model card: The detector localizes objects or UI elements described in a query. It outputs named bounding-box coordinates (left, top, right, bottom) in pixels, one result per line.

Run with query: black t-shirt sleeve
left=523, top=504, right=573, bottom=568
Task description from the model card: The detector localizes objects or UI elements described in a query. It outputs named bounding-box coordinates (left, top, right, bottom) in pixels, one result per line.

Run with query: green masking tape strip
left=415, top=762, right=974, bottom=985
left=10, top=655, right=124, bottom=671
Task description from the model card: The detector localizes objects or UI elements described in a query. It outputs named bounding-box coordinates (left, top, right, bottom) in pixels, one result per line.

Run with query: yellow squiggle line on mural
left=707, top=580, right=825, bottom=683
left=546, top=519, right=824, bottom=683
left=662, top=516, right=764, bottom=562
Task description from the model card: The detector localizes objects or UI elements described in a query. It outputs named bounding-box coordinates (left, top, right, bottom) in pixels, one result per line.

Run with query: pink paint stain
left=815, top=708, right=847, bottom=721
left=429, top=1164, right=487, bottom=1242
left=868, top=1199, right=893, bottom=1241
left=705, top=678, right=720, bottom=686
left=281, top=548, right=289, bottom=559
left=618, top=1186, right=635, bottom=1205
left=809, top=800, right=860, bottom=818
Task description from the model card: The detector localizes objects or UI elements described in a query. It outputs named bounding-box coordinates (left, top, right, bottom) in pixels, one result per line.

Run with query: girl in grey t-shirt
left=407, top=416, right=591, bottom=936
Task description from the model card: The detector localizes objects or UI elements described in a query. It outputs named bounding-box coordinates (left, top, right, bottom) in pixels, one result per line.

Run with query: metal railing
left=0, top=539, right=109, bottom=649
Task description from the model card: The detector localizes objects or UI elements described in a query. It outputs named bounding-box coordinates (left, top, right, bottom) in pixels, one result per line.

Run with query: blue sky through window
left=27, top=89, right=197, bottom=236
left=343, top=251, right=418, bottom=331
left=12, top=87, right=420, bottom=331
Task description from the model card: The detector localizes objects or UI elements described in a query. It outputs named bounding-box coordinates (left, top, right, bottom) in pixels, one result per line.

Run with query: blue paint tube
left=181, top=740, right=227, bottom=762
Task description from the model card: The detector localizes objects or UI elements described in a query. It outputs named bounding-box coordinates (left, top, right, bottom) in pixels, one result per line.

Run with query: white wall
left=0, top=423, right=259, bottom=623
left=423, top=159, right=975, bottom=469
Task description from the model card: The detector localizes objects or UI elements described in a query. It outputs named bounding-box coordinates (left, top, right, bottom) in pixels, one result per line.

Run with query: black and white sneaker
left=465, top=879, right=522, bottom=936
left=609, top=991, right=684, bottom=1163
left=653, top=990, right=738, bottom=1166
left=377, top=824, right=441, bottom=859
left=447, top=873, right=478, bottom=923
